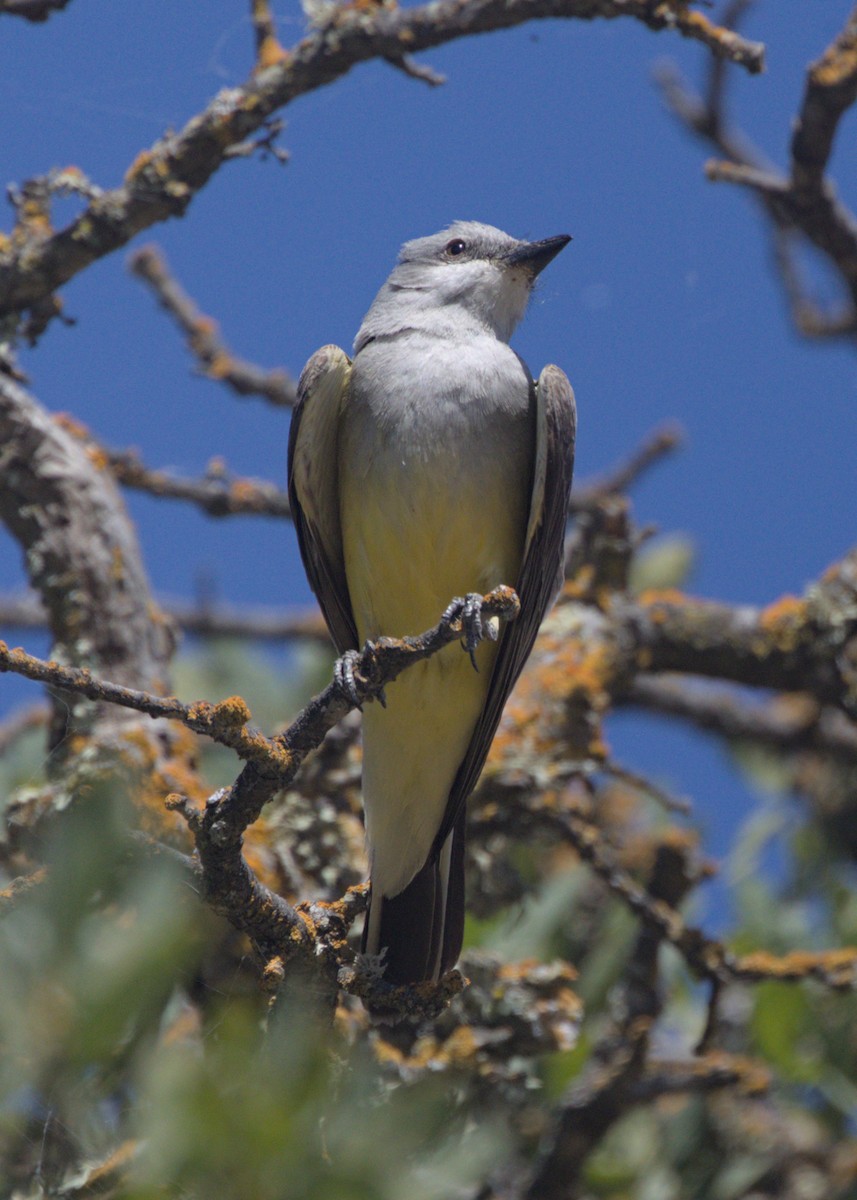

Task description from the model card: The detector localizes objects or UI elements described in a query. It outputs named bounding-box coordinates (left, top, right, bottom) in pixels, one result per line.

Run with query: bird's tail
left=361, top=808, right=466, bottom=985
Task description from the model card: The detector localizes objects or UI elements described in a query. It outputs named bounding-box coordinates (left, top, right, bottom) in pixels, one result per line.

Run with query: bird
left=288, top=221, right=576, bottom=986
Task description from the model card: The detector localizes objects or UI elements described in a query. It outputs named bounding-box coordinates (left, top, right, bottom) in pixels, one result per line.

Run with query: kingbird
left=288, top=222, right=576, bottom=985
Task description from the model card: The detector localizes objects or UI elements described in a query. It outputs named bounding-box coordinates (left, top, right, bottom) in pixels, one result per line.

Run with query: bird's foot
left=334, top=648, right=364, bottom=708
left=334, top=646, right=387, bottom=709
left=442, top=592, right=493, bottom=671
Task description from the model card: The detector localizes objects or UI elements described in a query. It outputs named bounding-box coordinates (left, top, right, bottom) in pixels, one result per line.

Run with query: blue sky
left=1, top=2, right=855, bottom=914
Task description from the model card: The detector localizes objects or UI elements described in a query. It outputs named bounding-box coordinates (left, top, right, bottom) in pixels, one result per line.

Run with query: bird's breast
left=339, top=335, right=535, bottom=642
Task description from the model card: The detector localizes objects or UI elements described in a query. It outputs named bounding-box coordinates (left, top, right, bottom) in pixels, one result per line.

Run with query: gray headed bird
left=288, top=221, right=576, bottom=985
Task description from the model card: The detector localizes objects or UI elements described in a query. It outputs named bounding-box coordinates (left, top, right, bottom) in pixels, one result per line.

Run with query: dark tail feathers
left=361, top=809, right=465, bottom=985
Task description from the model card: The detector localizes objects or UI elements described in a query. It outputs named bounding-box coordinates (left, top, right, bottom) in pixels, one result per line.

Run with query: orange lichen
left=758, top=594, right=807, bottom=654
left=638, top=588, right=689, bottom=616
left=437, top=1024, right=480, bottom=1065
left=54, top=412, right=91, bottom=440
left=110, top=546, right=125, bottom=583
left=563, top=565, right=597, bottom=602
left=81, top=1140, right=137, bottom=1186
left=119, top=723, right=206, bottom=842
left=204, top=350, right=233, bottom=380
left=499, top=958, right=576, bottom=984
left=255, top=34, right=290, bottom=70
left=244, top=821, right=283, bottom=891
left=812, top=33, right=857, bottom=88
left=124, top=149, right=155, bottom=184
left=86, top=445, right=110, bottom=470
left=737, top=947, right=857, bottom=979
left=0, top=866, right=47, bottom=904
left=230, top=479, right=264, bottom=505
left=212, top=695, right=251, bottom=727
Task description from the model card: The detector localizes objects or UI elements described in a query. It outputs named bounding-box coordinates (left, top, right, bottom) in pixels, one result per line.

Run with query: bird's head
left=356, top=221, right=571, bottom=348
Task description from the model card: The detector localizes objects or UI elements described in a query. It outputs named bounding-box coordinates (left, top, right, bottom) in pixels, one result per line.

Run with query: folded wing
left=287, top=345, right=357, bottom=654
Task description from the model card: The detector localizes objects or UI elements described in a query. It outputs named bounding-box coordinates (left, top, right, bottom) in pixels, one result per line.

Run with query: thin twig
left=102, top=446, right=292, bottom=518
left=0, top=0, right=71, bottom=20
left=658, top=4, right=857, bottom=342
left=0, top=590, right=330, bottom=644
left=384, top=54, right=446, bottom=86
left=570, top=423, right=684, bottom=512
left=603, top=759, right=692, bottom=815
left=129, top=245, right=296, bottom=407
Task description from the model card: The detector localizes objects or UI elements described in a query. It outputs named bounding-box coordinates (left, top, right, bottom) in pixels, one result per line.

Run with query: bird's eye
left=445, top=239, right=467, bottom=257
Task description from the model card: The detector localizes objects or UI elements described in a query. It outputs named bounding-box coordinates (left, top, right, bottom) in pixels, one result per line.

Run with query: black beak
left=504, top=234, right=571, bottom=276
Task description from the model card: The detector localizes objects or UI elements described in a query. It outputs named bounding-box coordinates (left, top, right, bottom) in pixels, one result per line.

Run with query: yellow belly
left=339, top=448, right=528, bottom=896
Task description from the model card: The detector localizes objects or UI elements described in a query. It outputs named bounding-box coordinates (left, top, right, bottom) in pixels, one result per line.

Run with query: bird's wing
left=287, top=345, right=358, bottom=654
left=432, top=363, right=577, bottom=853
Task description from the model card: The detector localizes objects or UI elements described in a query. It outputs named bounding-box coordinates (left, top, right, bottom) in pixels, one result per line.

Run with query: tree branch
left=0, top=0, right=71, bottom=20
left=0, top=590, right=330, bottom=644
left=658, top=3, right=857, bottom=342
left=128, top=245, right=296, bottom=407
left=0, top=374, right=174, bottom=747
left=102, top=446, right=292, bottom=519
left=626, top=675, right=857, bottom=763
left=570, top=422, right=683, bottom=512
left=0, top=586, right=521, bottom=768
left=0, top=0, right=763, bottom=321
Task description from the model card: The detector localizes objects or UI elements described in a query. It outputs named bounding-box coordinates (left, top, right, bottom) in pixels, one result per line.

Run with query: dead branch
left=570, top=422, right=684, bottom=512
left=626, top=675, right=857, bottom=763
left=625, top=551, right=857, bottom=716
left=0, top=590, right=330, bottom=644
left=0, top=0, right=71, bottom=20
left=658, top=4, right=857, bottom=341
left=522, top=836, right=699, bottom=1197
left=470, top=777, right=854, bottom=993
left=0, top=0, right=763, bottom=322
left=0, top=373, right=174, bottom=747
left=103, top=446, right=292, bottom=518
left=129, top=245, right=296, bottom=407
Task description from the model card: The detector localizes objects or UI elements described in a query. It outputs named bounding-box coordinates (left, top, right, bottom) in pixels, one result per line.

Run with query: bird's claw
left=334, top=649, right=364, bottom=708
left=442, top=592, right=486, bottom=671
left=334, top=646, right=387, bottom=708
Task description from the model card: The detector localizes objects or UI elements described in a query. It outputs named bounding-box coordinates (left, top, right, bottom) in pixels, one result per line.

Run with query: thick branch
left=791, top=7, right=857, bottom=194
left=0, top=0, right=763, bottom=319
left=0, top=375, right=173, bottom=745
left=626, top=552, right=857, bottom=716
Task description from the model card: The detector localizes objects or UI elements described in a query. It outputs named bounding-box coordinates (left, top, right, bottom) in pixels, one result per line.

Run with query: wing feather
left=287, top=345, right=358, bottom=654
left=432, top=363, right=577, bottom=853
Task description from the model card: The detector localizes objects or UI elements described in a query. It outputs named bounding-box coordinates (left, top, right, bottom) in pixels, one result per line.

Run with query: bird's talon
left=441, top=596, right=464, bottom=629
left=334, top=649, right=363, bottom=709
